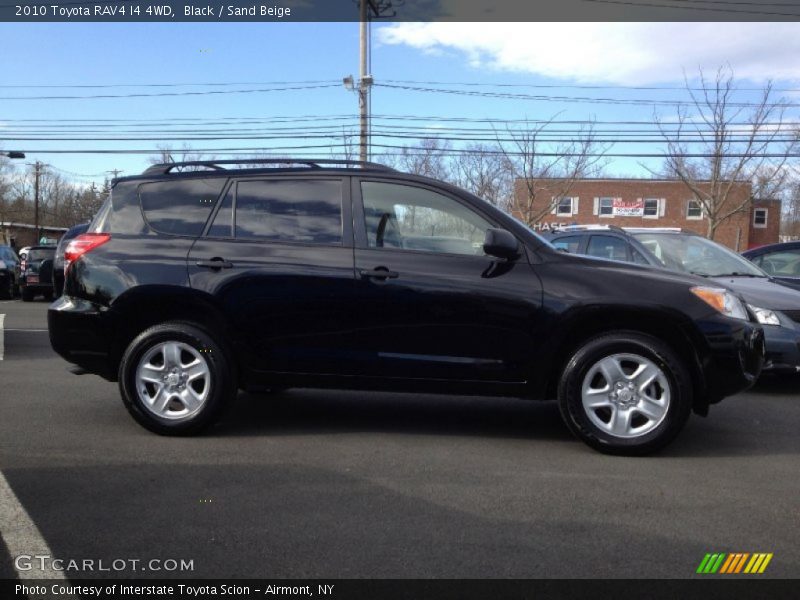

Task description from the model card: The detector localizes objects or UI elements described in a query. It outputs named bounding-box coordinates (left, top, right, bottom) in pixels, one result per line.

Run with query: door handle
left=196, top=258, right=233, bottom=269
left=360, top=267, right=399, bottom=280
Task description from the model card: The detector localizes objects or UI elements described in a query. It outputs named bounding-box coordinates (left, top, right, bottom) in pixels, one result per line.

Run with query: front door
left=351, top=179, right=543, bottom=383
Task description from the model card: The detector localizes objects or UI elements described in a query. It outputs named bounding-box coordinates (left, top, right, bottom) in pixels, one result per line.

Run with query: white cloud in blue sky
left=378, top=23, right=800, bottom=85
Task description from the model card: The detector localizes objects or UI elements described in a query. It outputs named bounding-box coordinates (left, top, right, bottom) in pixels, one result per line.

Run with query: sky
left=1, top=21, right=800, bottom=186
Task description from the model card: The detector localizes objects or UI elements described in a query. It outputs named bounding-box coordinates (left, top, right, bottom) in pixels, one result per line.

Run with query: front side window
left=687, top=199, right=703, bottom=220
left=643, top=198, right=660, bottom=218
left=753, top=208, right=768, bottom=228
left=599, top=197, right=614, bottom=217
left=140, top=178, right=226, bottom=236
left=361, top=182, right=492, bottom=256
left=234, top=179, right=343, bottom=245
left=587, top=235, right=628, bottom=262
left=552, top=235, right=582, bottom=253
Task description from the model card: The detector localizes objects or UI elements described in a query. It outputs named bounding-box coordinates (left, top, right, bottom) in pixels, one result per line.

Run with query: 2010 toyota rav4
left=49, top=159, right=764, bottom=455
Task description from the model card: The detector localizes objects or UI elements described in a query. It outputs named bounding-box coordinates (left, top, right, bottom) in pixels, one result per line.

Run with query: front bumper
left=761, top=323, right=800, bottom=373
left=698, top=316, right=764, bottom=405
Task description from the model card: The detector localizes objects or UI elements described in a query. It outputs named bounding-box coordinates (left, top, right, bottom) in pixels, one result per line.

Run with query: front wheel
left=118, top=322, right=235, bottom=435
left=558, top=332, right=692, bottom=456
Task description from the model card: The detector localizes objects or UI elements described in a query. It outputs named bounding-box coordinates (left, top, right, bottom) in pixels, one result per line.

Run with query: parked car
left=53, top=223, right=90, bottom=297
left=20, top=245, right=56, bottom=301
left=0, top=245, right=20, bottom=299
left=548, top=226, right=800, bottom=373
left=49, top=159, right=764, bottom=455
left=742, top=241, right=800, bottom=291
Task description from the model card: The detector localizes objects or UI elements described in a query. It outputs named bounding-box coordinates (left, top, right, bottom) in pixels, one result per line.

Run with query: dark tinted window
left=207, top=186, right=234, bottom=238
left=587, top=235, right=628, bottom=262
left=140, top=178, right=226, bottom=236
left=0, top=247, right=17, bottom=263
left=551, top=235, right=582, bottom=253
left=235, top=179, right=342, bottom=244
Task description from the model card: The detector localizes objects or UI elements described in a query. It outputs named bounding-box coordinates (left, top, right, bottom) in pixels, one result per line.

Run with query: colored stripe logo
left=697, top=553, right=773, bottom=574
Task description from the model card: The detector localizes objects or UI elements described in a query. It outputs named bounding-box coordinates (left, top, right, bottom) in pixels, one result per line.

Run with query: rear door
left=188, top=175, right=358, bottom=378
left=351, top=178, right=543, bottom=383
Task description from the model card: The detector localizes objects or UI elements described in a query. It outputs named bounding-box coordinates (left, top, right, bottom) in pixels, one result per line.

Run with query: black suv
left=49, top=159, right=764, bottom=455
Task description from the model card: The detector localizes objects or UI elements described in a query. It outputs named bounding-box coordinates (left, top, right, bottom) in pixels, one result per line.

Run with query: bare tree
left=499, top=117, right=608, bottom=227
left=658, top=66, right=797, bottom=240
left=383, top=138, right=453, bottom=180
left=781, top=180, right=800, bottom=239
left=149, top=144, right=212, bottom=171
left=451, top=144, right=514, bottom=210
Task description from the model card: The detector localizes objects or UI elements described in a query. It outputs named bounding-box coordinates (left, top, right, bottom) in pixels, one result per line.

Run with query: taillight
left=20, top=259, right=26, bottom=271
left=64, top=233, right=111, bottom=272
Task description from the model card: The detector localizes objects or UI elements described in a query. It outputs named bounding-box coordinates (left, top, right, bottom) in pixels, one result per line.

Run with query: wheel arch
left=532, top=305, right=712, bottom=415
left=107, top=285, right=238, bottom=383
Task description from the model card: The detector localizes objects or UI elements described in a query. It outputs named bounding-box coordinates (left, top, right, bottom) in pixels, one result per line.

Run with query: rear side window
left=234, top=179, right=342, bottom=245
left=140, top=178, right=226, bottom=236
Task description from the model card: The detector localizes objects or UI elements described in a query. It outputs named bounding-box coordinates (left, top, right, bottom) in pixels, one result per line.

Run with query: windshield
left=631, top=232, right=765, bottom=278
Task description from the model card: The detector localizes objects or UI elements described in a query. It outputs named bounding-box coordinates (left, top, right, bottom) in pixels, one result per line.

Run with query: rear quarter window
left=139, top=178, right=226, bottom=236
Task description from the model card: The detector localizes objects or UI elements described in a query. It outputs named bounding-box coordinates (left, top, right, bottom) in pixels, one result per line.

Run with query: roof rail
left=557, top=224, right=625, bottom=233
left=141, top=158, right=396, bottom=176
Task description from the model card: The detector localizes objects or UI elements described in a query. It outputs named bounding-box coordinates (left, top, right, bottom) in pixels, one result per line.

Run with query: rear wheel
left=118, top=322, right=235, bottom=435
left=21, top=288, right=34, bottom=302
left=558, top=332, right=692, bottom=456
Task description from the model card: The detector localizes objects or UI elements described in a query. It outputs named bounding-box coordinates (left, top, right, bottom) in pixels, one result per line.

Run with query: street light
left=2, top=151, right=25, bottom=159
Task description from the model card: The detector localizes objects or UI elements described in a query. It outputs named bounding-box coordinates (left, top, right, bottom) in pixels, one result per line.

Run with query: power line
left=384, top=79, right=800, bottom=93
left=375, top=83, right=800, bottom=108
left=0, top=80, right=340, bottom=89
left=581, top=0, right=800, bottom=17
left=0, top=84, right=340, bottom=100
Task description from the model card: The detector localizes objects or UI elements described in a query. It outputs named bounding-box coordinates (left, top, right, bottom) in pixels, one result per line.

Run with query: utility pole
left=346, top=0, right=394, bottom=162
left=359, top=0, right=370, bottom=162
left=107, top=169, right=123, bottom=179
left=33, top=161, right=42, bottom=243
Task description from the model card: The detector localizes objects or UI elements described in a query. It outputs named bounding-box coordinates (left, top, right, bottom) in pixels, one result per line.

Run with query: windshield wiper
left=713, top=272, right=764, bottom=278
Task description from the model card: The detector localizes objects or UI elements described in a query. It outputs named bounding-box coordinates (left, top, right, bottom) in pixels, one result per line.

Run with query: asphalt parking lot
left=0, top=298, right=798, bottom=580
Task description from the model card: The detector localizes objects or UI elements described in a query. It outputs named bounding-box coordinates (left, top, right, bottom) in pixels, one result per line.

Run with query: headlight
left=690, top=286, right=748, bottom=320
left=748, top=304, right=781, bottom=326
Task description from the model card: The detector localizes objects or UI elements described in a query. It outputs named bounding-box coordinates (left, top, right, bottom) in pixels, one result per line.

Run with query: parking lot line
left=0, top=471, right=66, bottom=580
left=0, top=314, right=4, bottom=361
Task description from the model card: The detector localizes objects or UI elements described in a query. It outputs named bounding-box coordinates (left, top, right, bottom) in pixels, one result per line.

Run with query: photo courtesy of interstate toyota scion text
left=48, top=158, right=766, bottom=455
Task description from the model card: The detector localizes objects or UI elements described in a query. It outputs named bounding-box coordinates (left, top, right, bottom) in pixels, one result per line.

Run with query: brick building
left=513, top=178, right=781, bottom=251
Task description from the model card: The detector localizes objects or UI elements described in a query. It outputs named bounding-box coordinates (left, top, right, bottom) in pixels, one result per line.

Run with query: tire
left=118, top=321, right=236, bottom=435
left=43, top=290, right=54, bottom=301
left=21, top=288, right=34, bottom=302
left=0, top=278, right=12, bottom=300
left=557, top=331, right=692, bottom=456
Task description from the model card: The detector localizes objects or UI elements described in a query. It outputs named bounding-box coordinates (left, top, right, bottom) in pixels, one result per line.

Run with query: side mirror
left=483, top=228, right=520, bottom=260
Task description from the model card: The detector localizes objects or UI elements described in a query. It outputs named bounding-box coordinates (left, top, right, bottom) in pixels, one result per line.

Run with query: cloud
left=377, top=23, right=800, bottom=85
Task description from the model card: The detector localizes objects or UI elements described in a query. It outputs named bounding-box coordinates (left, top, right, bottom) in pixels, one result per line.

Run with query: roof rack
left=557, top=224, right=625, bottom=233
left=142, top=158, right=396, bottom=176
